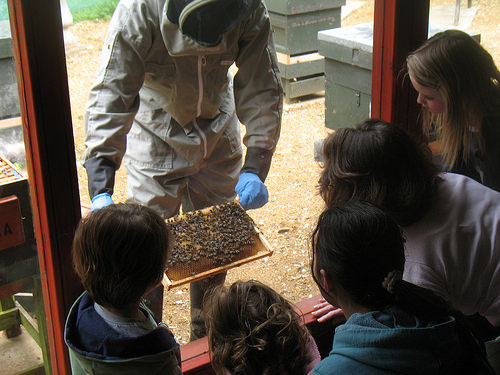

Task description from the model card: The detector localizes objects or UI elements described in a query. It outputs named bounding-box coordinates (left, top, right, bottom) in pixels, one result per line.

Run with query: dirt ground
left=64, top=0, right=500, bottom=344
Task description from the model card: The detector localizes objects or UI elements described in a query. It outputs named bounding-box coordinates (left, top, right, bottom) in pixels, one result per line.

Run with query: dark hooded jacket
left=65, top=292, right=182, bottom=375
left=313, top=305, right=490, bottom=375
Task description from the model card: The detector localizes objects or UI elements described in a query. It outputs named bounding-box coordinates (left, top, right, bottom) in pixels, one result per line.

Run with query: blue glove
left=235, top=172, right=268, bottom=210
left=91, top=192, right=114, bottom=211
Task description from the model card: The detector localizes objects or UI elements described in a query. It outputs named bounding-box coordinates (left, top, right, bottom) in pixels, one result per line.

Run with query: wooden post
left=60, top=0, right=73, bottom=28
left=454, top=0, right=461, bottom=26
left=7, top=0, right=83, bottom=373
left=371, top=0, right=430, bottom=139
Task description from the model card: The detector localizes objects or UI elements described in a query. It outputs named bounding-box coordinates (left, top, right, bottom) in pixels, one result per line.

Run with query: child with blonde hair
left=407, top=29, right=500, bottom=192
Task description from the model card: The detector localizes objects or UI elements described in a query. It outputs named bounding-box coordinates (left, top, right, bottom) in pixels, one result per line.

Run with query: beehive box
left=265, top=0, right=345, bottom=56
left=163, top=201, right=272, bottom=289
left=0, top=154, right=23, bottom=185
left=318, top=22, right=373, bottom=130
left=277, top=52, right=325, bottom=100
left=0, top=154, right=38, bottom=289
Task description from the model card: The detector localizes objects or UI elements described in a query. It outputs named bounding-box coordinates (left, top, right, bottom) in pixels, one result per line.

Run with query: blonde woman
left=407, top=29, right=500, bottom=192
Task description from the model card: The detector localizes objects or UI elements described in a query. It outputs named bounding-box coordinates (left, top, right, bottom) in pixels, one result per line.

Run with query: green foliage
left=71, top=0, right=119, bottom=22
left=0, top=0, right=119, bottom=22
left=0, top=0, right=8, bottom=21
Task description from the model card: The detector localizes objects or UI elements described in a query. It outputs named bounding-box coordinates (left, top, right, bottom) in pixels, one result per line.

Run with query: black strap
left=241, top=147, right=273, bottom=182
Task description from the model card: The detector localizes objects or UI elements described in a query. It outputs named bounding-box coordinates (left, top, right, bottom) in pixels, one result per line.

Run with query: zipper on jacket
left=196, top=55, right=206, bottom=117
left=195, top=55, right=208, bottom=159
left=192, top=119, right=208, bottom=159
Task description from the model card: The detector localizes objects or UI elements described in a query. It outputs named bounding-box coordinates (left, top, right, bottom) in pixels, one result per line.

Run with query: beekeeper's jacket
left=83, top=0, right=283, bottom=199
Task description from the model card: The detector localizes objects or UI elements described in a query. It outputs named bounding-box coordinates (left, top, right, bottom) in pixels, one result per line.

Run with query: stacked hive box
left=0, top=155, right=51, bottom=374
left=318, top=22, right=372, bottom=130
left=0, top=156, right=36, bottom=295
left=265, top=0, right=345, bottom=100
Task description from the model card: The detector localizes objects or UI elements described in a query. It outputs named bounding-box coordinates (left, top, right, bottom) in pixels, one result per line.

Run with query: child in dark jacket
left=311, top=201, right=493, bottom=375
left=64, top=203, right=181, bottom=375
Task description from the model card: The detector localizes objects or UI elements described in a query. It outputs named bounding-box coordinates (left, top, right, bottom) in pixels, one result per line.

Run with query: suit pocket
left=125, top=121, right=173, bottom=170
left=205, top=54, right=234, bottom=90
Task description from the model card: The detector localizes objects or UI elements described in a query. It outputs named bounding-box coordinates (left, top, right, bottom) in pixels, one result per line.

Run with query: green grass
left=69, top=0, right=119, bottom=22
left=0, top=0, right=119, bottom=22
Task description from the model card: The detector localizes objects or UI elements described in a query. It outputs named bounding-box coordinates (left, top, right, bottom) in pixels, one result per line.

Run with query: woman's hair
left=311, top=201, right=493, bottom=374
left=203, top=280, right=311, bottom=375
left=407, top=29, right=500, bottom=166
left=319, top=119, right=441, bottom=226
left=72, top=203, right=170, bottom=310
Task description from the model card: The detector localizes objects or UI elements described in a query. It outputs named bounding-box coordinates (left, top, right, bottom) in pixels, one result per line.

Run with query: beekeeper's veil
left=167, top=0, right=261, bottom=47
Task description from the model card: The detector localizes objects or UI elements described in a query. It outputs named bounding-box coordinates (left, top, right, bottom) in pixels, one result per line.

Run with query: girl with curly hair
left=203, top=280, right=320, bottom=375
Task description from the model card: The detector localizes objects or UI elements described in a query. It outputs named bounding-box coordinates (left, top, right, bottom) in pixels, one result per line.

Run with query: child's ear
left=319, top=269, right=336, bottom=294
left=318, top=269, right=342, bottom=308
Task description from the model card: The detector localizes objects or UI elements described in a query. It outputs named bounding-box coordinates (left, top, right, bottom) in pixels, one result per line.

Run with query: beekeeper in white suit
left=82, top=0, right=283, bottom=340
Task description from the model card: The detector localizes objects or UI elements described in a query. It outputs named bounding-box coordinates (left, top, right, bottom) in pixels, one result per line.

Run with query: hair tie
left=382, top=270, right=402, bottom=294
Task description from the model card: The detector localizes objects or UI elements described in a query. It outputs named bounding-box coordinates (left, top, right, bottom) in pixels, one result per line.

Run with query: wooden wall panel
left=371, top=0, right=430, bottom=138
left=7, top=0, right=83, bottom=373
